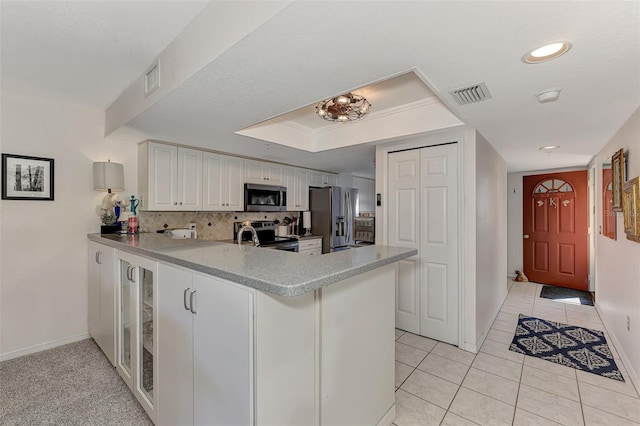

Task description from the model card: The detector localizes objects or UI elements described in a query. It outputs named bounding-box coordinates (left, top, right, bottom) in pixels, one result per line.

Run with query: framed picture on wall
left=1, top=154, right=54, bottom=201
left=611, top=148, right=625, bottom=212
left=622, top=176, right=640, bottom=243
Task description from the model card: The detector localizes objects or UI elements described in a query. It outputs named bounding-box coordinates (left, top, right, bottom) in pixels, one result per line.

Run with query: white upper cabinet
left=353, top=176, right=375, bottom=215
left=139, top=142, right=202, bottom=211
left=244, top=160, right=284, bottom=185
left=177, top=147, right=203, bottom=210
left=140, top=141, right=344, bottom=212
left=285, top=167, right=309, bottom=211
left=202, top=153, right=244, bottom=211
left=309, top=171, right=338, bottom=187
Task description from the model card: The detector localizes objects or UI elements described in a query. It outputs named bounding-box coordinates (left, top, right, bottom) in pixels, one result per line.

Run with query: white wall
left=593, top=107, right=640, bottom=391
left=506, top=166, right=587, bottom=278
left=474, top=133, right=508, bottom=346
left=0, top=91, right=138, bottom=359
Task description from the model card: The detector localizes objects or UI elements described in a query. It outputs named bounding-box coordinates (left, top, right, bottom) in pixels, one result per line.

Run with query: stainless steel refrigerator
left=309, top=186, right=358, bottom=253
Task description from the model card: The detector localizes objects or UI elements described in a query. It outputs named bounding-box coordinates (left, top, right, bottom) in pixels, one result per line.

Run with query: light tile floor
left=394, top=280, right=640, bottom=426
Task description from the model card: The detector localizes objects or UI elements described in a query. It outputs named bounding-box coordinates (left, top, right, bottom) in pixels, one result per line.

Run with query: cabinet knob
left=174, top=202, right=178, bottom=205
left=179, top=202, right=183, bottom=205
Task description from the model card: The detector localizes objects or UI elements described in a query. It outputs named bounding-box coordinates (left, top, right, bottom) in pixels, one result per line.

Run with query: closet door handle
left=190, top=290, right=197, bottom=314
left=183, top=287, right=191, bottom=311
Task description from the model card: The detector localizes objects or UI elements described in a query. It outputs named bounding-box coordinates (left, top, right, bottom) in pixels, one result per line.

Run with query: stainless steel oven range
left=233, top=221, right=299, bottom=252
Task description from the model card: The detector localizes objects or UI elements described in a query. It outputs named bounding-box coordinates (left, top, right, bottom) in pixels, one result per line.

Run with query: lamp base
left=304, top=227, right=312, bottom=236
left=100, top=225, right=120, bottom=234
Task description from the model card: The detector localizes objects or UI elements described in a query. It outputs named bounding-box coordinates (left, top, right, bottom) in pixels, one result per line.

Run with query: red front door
left=523, top=171, right=589, bottom=290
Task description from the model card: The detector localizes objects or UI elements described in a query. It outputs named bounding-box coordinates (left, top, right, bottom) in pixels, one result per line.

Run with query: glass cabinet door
left=119, top=259, right=132, bottom=376
left=138, top=266, right=154, bottom=403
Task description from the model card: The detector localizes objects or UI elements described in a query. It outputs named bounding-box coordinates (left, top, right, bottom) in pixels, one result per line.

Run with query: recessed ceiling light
left=539, top=145, right=560, bottom=152
left=523, top=42, right=571, bottom=64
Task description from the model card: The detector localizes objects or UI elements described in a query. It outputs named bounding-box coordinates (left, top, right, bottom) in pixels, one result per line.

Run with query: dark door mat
left=540, top=285, right=594, bottom=306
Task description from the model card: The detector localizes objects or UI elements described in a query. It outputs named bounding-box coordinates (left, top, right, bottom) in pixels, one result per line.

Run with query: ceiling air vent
left=449, top=82, right=492, bottom=105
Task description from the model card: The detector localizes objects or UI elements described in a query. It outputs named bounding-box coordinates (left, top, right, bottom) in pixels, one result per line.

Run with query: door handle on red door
left=523, top=235, right=530, bottom=239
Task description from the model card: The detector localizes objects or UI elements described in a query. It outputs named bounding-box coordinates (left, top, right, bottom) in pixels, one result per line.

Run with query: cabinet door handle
left=183, top=287, right=191, bottom=311
left=190, top=289, right=197, bottom=314
left=127, top=266, right=135, bottom=282
left=96, top=251, right=101, bottom=264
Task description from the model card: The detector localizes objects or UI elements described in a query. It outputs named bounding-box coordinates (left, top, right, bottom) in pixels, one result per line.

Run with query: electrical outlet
left=627, top=315, right=631, bottom=332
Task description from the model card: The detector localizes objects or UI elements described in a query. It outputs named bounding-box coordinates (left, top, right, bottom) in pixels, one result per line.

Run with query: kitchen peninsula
left=88, top=233, right=416, bottom=426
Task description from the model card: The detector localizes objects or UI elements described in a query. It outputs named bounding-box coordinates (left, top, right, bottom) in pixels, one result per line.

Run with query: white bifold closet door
left=388, top=143, right=459, bottom=345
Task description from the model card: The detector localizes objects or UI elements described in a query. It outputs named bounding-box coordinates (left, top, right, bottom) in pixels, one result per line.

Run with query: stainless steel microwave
left=244, top=184, right=287, bottom=212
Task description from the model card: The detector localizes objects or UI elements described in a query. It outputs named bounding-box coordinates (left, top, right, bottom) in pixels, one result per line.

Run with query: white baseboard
left=595, top=304, right=640, bottom=396
left=376, top=403, right=396, bottom=426
left=468, top=288, right=508, bottom=354
left=462, top=341, right=479, bottom=353
left=0, top=332, right=91, bottom=362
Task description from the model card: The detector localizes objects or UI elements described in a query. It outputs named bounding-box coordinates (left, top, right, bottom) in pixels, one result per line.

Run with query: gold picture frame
left=622, top=176, right=640, bottom=243
left=611, top=149, right=625, bottom=212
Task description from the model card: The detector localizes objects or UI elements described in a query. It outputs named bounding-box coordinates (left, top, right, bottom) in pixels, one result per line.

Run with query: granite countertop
left=88, top=233, right=416, bottom=297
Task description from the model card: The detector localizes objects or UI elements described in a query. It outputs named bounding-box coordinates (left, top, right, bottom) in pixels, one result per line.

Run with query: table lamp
left=94, top=160, right=124, bottom=233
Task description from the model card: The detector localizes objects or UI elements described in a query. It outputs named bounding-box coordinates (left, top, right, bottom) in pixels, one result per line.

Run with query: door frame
left=588, top=158, right=597, bottom=292
left=376, top=128, right=472, bottom=350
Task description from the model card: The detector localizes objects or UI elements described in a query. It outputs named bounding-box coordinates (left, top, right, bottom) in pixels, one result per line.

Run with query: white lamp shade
left=93, top=161, right=124, bottom=192
left=303, top=211, right=312, bottom=227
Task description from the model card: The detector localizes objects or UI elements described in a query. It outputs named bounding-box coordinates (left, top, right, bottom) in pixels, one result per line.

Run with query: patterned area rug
left=509, top=314, right=624, bottom=381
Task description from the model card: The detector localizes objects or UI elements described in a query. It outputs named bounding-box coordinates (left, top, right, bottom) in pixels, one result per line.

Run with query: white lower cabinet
left=157, top=263, right=254, bottom=426
left=88, top=241, right=116, bottom=365
left=116, top=251, right=158, bottom=423
left=298, top=238, right=322, bottom=255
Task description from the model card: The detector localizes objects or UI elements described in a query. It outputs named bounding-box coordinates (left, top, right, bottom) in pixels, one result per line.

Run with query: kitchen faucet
left=238, top=225, right=260, bottom=247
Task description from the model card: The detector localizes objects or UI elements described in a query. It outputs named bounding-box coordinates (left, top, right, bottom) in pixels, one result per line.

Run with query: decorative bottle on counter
left=128, top=215, right=139, bottom=234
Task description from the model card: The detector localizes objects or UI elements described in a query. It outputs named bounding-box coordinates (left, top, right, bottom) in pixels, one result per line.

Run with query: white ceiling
left=2, top=1, right=639, bottom=176
left=0, top=1, right=209, bottom=109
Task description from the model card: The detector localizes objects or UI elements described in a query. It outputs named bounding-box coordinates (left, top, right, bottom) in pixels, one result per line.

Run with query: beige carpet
left=0, top=339, right=152, bottom=425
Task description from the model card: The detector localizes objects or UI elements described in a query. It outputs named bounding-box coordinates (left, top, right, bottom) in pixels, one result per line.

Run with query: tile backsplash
left=138, top=211, right=298, bottom=240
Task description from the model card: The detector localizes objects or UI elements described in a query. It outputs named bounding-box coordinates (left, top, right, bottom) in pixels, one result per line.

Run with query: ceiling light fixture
left=536, top=87, right=562, bottom=103
left=539, top=145, right=560, bottom=153
left=523, top=41, right=571, bottom=64
left=316, top=92, right=371, bottom=122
